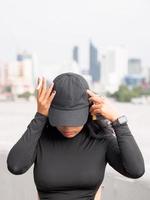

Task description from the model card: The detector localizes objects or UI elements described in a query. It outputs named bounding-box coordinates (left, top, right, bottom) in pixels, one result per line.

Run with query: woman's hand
left=36, top=76, right=56, bottom=117
left=86, top=89, right=121, bottom=122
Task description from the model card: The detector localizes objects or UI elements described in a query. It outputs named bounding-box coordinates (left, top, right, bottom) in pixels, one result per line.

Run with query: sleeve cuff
left=112, top=123, right=133, bottom=136
left=34, top=112, right=48, bottom=121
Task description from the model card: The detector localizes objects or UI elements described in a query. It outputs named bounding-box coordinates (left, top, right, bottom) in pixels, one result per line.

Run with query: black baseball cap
left=48, top=72, right=90, bottom=126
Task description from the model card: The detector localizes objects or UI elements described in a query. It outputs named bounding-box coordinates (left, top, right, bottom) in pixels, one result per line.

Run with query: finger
left=36, top=77, right=43, bottom=99
left=90, top=104, right=103, bottom=113
left=36, top=77, right=39, bottom=89
left=40, top=77, right=47, bottom=98
left=48, top=90, right=56, bottom=103
left=91, top=108, right=102, bottom=115
left=89, top=96, right=105, bottom=104
left=86, top=89, right=98, bottom=97
left=90, top=104, right=99, bottom=111
left=44, top=82, right=54, bottom=99
left=36, top=77, right=42, bottom=90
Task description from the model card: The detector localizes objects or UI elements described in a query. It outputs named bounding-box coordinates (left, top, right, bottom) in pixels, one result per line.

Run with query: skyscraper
left=73, top=46, right=79, bottom=63
left=100, top=46, right=128, bottom=93
left=16, top=51, right=34, bottom=81
left=89, top=41, right=100, bottom=82
left=128, top=58, right=142, bottom=75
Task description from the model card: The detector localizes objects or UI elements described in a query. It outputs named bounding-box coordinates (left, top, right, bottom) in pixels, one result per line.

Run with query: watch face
left=118, top=115, right=127, bottom=124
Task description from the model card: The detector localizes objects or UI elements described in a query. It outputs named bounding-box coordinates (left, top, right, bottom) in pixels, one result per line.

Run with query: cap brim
left=48, top=106, right=89, bottom=126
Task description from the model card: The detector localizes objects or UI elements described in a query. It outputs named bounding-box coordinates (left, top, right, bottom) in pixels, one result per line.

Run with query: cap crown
left=51, top=72, right=90, bottom=110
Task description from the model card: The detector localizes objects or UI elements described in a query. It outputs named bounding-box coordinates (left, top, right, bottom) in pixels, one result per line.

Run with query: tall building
left=100, top=46, right=128, bottom=93
left=16, top=51, right=35, bottom=84
left=128, top=58, right=142, bottom=75
left=141, top=65, right=150, bottom=84
left=0, top=61, right=15, bottom=87
left=72, top=46, right=79, bottom=63
left=89, top=41, right=100, bottom=82
left=0, top=61, right=9, bottom=89
left=14, top=51, right=35, bottom=94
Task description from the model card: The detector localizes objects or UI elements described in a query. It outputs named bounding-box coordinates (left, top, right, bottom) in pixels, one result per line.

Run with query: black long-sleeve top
left=7, top=112, right=145, bottom=200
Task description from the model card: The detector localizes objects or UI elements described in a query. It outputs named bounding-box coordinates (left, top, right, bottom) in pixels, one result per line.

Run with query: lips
left=63, top=132, right=74, bottom=135
left=62, top=131, right=76, bottom=136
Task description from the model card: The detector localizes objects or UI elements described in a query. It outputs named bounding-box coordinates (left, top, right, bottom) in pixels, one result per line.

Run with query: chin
left=65, top=135, right=75, bottom=138
left=62, top=133, right=77, bottom=138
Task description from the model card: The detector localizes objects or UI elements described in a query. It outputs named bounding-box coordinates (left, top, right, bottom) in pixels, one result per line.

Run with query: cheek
left=76, top=127, right=83, bottom=132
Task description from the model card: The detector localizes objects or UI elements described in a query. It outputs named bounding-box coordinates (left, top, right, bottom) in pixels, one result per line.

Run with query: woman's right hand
left=36, top=76, right=56, bottom=117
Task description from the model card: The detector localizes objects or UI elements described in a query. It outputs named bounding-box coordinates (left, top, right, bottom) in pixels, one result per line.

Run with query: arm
left=7, top=76, right=56, bottom=175
left=106, top=123, right=145, bottom=179
left=7, top=112, right=47, bottom=175
left=86, top=90, right=145, bottom=178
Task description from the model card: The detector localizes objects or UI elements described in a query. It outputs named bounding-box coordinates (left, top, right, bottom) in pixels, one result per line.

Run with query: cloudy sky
left=0, top=0, right=149, bottom=70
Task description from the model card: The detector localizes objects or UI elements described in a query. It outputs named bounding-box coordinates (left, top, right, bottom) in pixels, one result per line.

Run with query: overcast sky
left=0, top=0, right=150, bottom=70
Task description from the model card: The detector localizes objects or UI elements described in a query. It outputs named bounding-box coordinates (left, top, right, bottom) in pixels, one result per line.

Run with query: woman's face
left=56, top=125, right=84, bottom=138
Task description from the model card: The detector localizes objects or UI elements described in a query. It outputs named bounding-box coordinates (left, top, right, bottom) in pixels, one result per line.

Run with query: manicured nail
left=36, top=77, right=42, bottom=89
left=92, top=114, right=97, bottom=120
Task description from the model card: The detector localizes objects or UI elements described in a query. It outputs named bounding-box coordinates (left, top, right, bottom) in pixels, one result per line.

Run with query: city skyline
left=0, top=0, right=149, bottom=70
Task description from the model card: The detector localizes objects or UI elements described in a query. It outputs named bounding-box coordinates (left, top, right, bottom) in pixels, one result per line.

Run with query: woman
left=7, top=72, right=145, bottom=200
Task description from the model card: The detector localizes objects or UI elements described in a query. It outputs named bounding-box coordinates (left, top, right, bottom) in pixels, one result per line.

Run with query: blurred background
left=0, top=0, right=150, bottom=199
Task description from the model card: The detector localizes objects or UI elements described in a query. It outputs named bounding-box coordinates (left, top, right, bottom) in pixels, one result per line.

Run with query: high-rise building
left=16, top=51, right=34, bottom=84
left=0, top=61, right=7, bottom=88
left=89, top=41, right=100, bottom=82
left=128, top=58, right=142, bottom=75
left=0, top=62, right=15, bottom=86
left=73, top=46, right=79, bottom=63
left=14, top=51, right=35, bottom=94
left=141, top=65, right=150, bottom=84
left=100, top=46, right=128, bottom=93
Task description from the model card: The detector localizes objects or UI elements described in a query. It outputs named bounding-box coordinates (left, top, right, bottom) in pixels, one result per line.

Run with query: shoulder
left=39, top=120, right=55, bottom=140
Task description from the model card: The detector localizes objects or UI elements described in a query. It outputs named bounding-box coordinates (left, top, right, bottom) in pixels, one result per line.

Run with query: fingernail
left=36, top=77, right=42, bottom=89
left=49, top=82, right=54, bottom=87
left=92, top=114, right=97, bottom=120
left=36, top=77, right=39, bottom=85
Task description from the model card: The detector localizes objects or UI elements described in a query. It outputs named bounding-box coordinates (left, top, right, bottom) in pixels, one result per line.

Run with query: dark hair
left=84, top=113, right=115, bottom=139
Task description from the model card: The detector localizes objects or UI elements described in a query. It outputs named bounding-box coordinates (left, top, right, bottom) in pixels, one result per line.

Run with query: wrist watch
left=111, top=115, right=128, bottom=127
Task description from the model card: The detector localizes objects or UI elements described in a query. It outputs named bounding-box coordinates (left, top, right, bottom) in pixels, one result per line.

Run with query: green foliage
left=112, top=84, right=146, bottom=102
left=18, top=91, right=32, bottom=100
left=3, top=85, right=12, bottom=93
left=141, top=88, right=150, bottom=96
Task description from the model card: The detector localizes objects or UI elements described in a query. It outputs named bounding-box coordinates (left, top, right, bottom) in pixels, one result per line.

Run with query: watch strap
left=111, top=115, right=127, bottom=127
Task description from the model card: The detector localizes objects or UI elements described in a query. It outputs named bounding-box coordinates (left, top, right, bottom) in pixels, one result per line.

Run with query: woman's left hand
left=86, top=89, right=121, bottom=122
